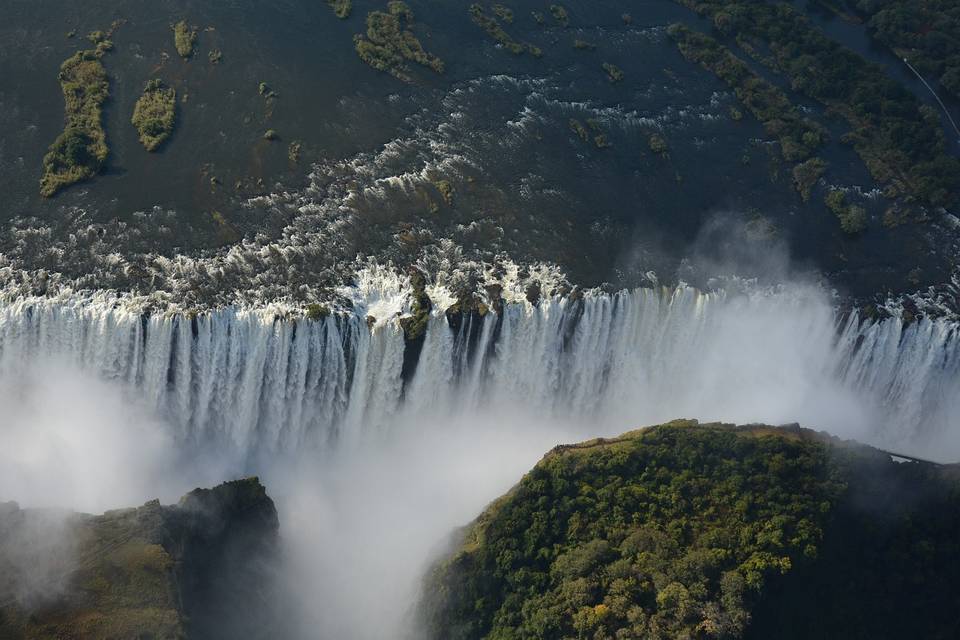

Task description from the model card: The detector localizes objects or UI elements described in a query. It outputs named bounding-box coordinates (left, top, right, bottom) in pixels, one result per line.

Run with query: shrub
left=172, top=21, right=196, bottom=58
left=131, top=79, right=177, bottom=151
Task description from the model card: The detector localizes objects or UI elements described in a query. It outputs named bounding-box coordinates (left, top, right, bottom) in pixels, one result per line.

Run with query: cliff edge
left=0, top=477, right=279, bottom=640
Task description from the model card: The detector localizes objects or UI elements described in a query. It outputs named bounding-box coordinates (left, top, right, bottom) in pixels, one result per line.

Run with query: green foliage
left=421, top=422, right=849, bottom=640
left=208, top=48, right=222, bottom=64
left=39, top=45, right=111, bottom=197
left=288, top=140, right=303, bottom=164
left=258, top=81, right=278, bottom=99
left=746, top=451, right=960, bottom=639
left=328, top=0, right=353, bottom=19
left=491, top=4, right=513, bottom=23
left=263, top=129, right=279, bottom=141
left=851, top=0, right=960, bottom=99
left=550, top=4, right=569, bottom=27
left=792, top=157, right=828, bottom=202
left=649, top=133, right=668, bottom=155
left=825, top=189, right=867, bottom=234
left=400, top=268, right=432, bottom=341
left=433, top=179, right=454, bottom=206
left=573, top=39, right=596, bottom=51
left=668, top=25, right=825, bottom=164
left=569, top=118, right=590, bottom=143
left=669, top=1, right=960, bottom=208
left=569, top=119, right=610, bottom=149
left=602, top=62, right=624, bottom=82
left=354, top=2, right=444, bottom=81
left=131, top=79, right=177, bottom=152
left=305, top=303, right=331, bottom=320
left=172, top=20, right=196, bottom=59
left=469, top=4, right=541, bottom=57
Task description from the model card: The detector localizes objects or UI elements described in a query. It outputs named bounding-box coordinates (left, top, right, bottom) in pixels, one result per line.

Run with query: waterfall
left=1, top=285, right=958, bottom=459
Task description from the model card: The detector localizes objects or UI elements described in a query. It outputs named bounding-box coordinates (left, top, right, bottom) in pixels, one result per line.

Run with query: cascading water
left=2, top=282, right=957, bottom=460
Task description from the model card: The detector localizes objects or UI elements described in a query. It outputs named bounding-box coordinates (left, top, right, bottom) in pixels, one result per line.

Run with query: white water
left=1, top=283, right=957, bottom=461
left=2, top=282, right=959, bottom=638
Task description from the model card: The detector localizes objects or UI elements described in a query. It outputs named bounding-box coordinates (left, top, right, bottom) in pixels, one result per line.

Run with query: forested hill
left=419, top=420, right=960, bottom=640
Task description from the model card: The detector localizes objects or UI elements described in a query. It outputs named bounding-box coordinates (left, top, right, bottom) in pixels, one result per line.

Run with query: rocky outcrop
left=0, top=478, right=280, bottom=640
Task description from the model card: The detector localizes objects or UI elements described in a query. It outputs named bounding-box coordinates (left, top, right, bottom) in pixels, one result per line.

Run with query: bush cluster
left=131, top=79, right=177, bottom=152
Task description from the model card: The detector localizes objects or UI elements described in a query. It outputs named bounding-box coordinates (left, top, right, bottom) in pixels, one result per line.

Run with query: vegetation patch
left=569, top=118, right=610, bottom=149
left=825, top=189, right=867, bottom=234
left=792, top=157, right=828, bottom=202
left=569, top=118, right=590, bottom=143
left=573, top=39, right=596, bottom=51
left=288, top=140, right=303, bottom=163
left=602, top=61, right=624, bottom=82
left=850, top=0, right=960, bottom=100
left=420, top=421, right=960, bottom=640
left=668, top=25, right=825, bottom=165
left=649, top=133, right=668, bottom=155
left=492, top=4, right=514, bottom=23
left=172, top=20, right=197, bottom=59
left=669, top=0, right=960, bottom=210
left=400, top=268, right=432, bottom=341
left=131, top=79, right=177, bottom=152
left=0, top=479, right=280, bottom=640
left=354, top=1, right=445, bottom=82
left=469, top=4, right=542, bottom=57
left=208, top=48, right=222, bottom=64
left=305, top=303, right=331, bottom=320
left=550, top=4, right=569, bottom=27
left=39, top=44, right=112, bottom=197
left=433, top=179, right=454, bottom=206
left=328, top=0, right=353, bottom=19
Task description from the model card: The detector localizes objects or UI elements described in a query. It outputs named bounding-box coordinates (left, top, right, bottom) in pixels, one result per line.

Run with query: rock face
left=418, top=421, right=960, bottom=640
left=0, top=478, right=280, bottom=640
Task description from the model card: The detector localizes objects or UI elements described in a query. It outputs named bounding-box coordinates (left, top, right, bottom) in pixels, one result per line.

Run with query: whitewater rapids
left=1, top=283, right=957, bottom=461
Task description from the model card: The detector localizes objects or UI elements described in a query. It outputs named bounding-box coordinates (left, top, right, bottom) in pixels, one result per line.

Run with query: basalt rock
left=0, top=478, right=280, bottom=640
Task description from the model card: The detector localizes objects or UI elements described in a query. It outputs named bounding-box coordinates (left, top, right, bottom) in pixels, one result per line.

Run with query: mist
left=273, top=411, right=586, bottom=640
left=0, top=261, right=957, bottom=635
left=0, top=356, right=236, bottom=513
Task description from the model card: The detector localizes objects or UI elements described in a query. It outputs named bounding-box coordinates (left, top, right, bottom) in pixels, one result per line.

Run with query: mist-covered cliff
left=0, top=477, right=280, bottom=640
